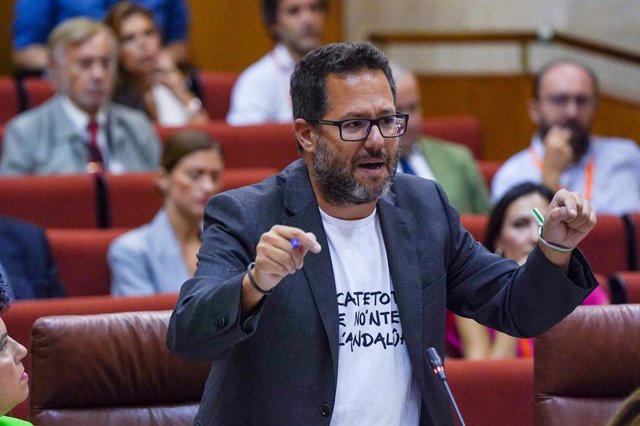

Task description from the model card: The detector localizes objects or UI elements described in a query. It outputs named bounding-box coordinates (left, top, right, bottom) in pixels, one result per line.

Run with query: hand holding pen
left=247, top=225, right=322, bottom=295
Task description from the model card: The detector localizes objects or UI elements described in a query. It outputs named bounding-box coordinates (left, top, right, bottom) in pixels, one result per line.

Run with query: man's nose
left=364, top=123, right=385, bottom=150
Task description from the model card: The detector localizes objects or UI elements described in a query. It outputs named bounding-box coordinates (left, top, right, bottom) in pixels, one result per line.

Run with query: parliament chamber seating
left=447, top=358, right=534, bottom=426
left=0, top=76, right=20, bottom=124
left=460, top=214, right=488, bottom=243
left=0, top=174, right=98, bottom=228
left=422, top=114, right=483, bottom=159
left=477, top=159, right=501, bottom=188
left=197, top=70, right=238, bottom=119
left=46, top=228, right=127, bottom=297
left=610, top=271, right=640, bottom=304
left=3, top=294, right=180, bottom=420
left=534, top=304, right=640, bottom=425
left=577, top=214, right=633, bottom=276
left=107, top=167, right=277, bottom=228
left=20, top=77, right=55, bottom=110
left=29, top=310, right=209, bottom=426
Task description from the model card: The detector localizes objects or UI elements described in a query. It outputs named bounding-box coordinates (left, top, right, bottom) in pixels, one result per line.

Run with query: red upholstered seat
left=2, top=294, right=179, bottom=420
left=577, top=214, right=632, bottom=276
left=422, top=114, right=483, bottom=159
left=107, top=168, right=277, bottom=228
left=29, top=310, right=209, bottom=426
left=157, top=122, right=299, bottom=170
left=460, top=214, right=488, bottom=243
left=46, top=228, right=127, bottom=297
left=610, top=271, right=640, bottom=304
left=21, top=77, right=55, bottom=109
left=534, top=305, right=640, bottom=425
left=0, top=76, right=20, bottom=124
left=447, top=358, right=534, bottom=426
left=197, top=71, right=238, bottom=120
left=0, top=174, right=98, bottom=228
left=477, top=160, right=501, bottom=188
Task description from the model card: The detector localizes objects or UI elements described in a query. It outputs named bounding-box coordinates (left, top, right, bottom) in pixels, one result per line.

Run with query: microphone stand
left=427, top=347, right=466, bottom=426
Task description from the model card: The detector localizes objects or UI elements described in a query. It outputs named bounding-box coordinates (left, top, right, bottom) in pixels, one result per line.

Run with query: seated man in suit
left=168, top=42, right=599, bottom=425
left=0, top=215, right=66, bottom=300
left=226, top=0, right=327, bottom=125
left=393, top=63, right=490, bottom=214
left=492, top=59, right=640, bottom=215
left=1, top=18, right=161, bottom=176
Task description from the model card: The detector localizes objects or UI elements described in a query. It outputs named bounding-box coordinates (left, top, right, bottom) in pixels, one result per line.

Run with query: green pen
left=532, top=207, right=545, bottom=227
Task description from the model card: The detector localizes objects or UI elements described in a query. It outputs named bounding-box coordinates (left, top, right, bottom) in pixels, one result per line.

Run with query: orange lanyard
left=528, top=147, right=594, bottom=201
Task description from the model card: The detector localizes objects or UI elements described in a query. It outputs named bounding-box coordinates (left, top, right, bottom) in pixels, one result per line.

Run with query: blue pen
left=291, top=238, right=300, bottom=250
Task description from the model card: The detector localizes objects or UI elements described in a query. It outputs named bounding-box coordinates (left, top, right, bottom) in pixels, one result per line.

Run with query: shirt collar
left=273, top=43, right=296, bottom=71
left=59, top=96, right=108, bottom=132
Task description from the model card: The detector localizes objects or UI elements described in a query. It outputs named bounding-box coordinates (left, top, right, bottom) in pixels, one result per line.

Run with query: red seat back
left=612, top=271, right=640, bottom=304
left=477, top=160, right=501, bottom=189
left=422, top=114, right=483, bottom=159
left=107, top=168, right=277, bottom=228
left=198, top=71, right=238, bottom=120
left=0, top=77, right=20, bottom=124
left=461, top=214, right=488, bottom=243
left=2, top=294, right=179, bottom=420
left=46, top=228, right=127, bottom=297
left=157, top=122, right=299, bottom=170
left=0, top=174, right=97, bottom=228
left=578, top=214, right=631, bottom=276
left=448, top=358, right=534, bottom=426
left=22, top=77, right=55, bottom=109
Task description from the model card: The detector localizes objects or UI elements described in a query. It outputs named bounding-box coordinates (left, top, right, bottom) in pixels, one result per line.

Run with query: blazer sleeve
left=35, top=227, right=66, bottom=298
left=167, top=190, right=265, bottom=361
left=0, top=119, right=33, bottom=175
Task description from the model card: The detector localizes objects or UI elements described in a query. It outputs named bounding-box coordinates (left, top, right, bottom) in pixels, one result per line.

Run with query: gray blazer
left=168, top=159, right=597, bottom=426
left=0, top=96, right=160, bottom=175
left=109, top=209, right=190, bottom=296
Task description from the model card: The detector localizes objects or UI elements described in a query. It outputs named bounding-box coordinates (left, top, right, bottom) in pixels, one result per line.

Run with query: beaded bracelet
left=246, top=262, right=274, bottom=295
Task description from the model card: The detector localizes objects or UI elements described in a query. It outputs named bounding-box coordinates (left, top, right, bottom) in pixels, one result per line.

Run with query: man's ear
left=528, top=98, right=541, bottom=125
left=294, top=118, right=317, bottom=153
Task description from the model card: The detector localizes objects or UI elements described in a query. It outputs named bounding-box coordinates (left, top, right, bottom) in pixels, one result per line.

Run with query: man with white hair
left=1, top=18, right=160, bottom=175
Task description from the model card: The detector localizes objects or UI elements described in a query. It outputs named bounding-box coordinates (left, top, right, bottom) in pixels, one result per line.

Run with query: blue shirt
left=492, top=135, right=640, bottom=215
left=13, top=0, right=189, bottom=48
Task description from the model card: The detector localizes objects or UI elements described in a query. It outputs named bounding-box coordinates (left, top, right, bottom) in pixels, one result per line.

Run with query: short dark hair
left=261, top=0, right=328, bottom=27
left=0, top=264, right=12, bottom=314
left=484, top=182, right=554, bottom=253
left=532, top=59, right=600, bottom=99
left=161, top=129, right=223, bottom=173
left=291, top=42, right=396, bottom=121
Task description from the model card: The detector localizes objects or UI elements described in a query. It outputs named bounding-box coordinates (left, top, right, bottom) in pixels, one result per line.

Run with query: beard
left=539, top=118, right=591, bottom=161
left=312, top=137, right=397, bottom=206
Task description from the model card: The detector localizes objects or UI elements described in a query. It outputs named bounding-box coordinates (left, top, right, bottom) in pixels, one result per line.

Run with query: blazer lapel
left=377, top=195, right=425, bottom=391
left=281, top=161, right=340, bottom=381
left=51, top=97, right=87, bottom=169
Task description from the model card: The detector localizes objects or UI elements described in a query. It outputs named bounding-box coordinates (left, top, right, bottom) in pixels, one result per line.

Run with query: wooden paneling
left=0, top=1, right=15, bottom=75
left=187, top=0, right=342, bottom=72
left=418, top=74, right=640, bottom=161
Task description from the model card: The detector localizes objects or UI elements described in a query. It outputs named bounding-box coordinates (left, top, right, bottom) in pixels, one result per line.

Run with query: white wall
left=343, top=0, right=640, bottom=101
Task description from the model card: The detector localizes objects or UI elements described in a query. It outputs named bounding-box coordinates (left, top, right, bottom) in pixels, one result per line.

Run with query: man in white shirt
left=169, top=42, right=600, bottom=425
left=1, top=18, right=160, bottom=176
left=226, top=0, right=327, bottom=125
left=492, top=59, right=640, bottom=214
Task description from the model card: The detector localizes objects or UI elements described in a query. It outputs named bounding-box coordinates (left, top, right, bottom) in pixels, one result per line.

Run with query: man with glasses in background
left=169, top=43, right=599, bottom=425
left=492, top=59, right=640, bottom=215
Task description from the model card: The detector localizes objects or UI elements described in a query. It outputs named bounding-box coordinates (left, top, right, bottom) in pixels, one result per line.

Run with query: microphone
left=427, top=347, right=466, bottom=426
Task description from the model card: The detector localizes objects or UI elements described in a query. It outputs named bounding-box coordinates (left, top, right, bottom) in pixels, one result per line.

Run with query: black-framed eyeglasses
left=306, top=113, right=409, bottom=142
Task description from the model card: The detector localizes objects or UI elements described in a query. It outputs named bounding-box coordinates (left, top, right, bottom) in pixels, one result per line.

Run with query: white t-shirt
left=320, top=208, right=420, bottom=425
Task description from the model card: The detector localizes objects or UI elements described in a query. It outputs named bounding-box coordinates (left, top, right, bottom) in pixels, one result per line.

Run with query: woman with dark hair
left=453, top=182, right=607, bottom=358
left=105, top=2, right=208, bottom=126
left=108, top=129, right=224, bottom=296
left=0, top=265, right=32, bottom=425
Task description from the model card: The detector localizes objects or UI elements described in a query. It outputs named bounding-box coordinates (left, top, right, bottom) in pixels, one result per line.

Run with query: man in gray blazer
left=168, top=42, right=598, bottom=425
left=0, top=18, right=160, bottom=176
